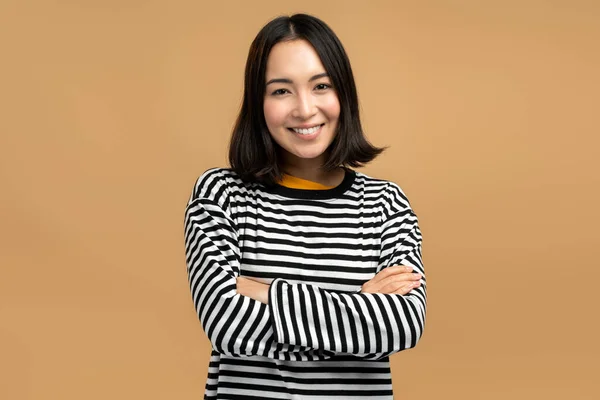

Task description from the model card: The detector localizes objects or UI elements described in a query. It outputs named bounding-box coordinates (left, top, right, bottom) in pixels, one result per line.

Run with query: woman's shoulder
left=187, top=167, right=248, bottom=204
left=354, top=170, right=414, bottom=212
left=196, top=166, right=239, bottom=183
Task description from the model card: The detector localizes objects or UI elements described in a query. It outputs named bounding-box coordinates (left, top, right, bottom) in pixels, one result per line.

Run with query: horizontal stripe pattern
left=184, top=168, right=426, bottom=399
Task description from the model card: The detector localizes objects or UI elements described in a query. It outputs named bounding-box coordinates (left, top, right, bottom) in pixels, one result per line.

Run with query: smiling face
left=263, top=39, right=341, bottom=170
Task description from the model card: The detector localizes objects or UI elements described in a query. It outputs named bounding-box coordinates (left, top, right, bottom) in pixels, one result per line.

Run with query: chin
left=289, top=148, right=328, bottom=160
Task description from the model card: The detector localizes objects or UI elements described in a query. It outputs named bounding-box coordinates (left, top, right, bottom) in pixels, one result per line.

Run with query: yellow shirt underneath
left=279, top=174, right=335, bottom=190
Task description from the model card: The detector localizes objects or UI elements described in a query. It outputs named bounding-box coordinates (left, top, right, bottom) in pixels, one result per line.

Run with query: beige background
left=1, top=0, right=599, bottom=399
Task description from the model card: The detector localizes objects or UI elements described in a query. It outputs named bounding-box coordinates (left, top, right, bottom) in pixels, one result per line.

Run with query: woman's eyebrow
left=266, top=72, right=329, bottom=86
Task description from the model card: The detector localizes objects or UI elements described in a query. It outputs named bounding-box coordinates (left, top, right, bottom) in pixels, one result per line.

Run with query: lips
left=287, top=123, right=324, bottom=140
left=287, top=123, right=325, bottom=134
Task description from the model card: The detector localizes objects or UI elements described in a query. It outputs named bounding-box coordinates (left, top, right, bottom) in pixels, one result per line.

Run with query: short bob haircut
left=228, top=13, right=385, bottom=186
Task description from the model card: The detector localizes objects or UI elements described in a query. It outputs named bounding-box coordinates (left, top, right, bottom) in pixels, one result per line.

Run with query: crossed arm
left=237, top=264, right=423, bottom=304
left=185, top=193, right=426, bottom=360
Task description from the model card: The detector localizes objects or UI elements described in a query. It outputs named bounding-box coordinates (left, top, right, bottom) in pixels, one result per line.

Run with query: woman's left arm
left=239, top=208, right=426, bottom=360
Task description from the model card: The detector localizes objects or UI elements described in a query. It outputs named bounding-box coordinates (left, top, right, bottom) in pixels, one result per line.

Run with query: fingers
left=393, top=280, right=422, bottom=295
left=393, top=286, right=414, bottom=295
left=380, top=276, right=422, bottom=294
left=368, top=265, right=414, bottom=285
left=361, top=265, right=423, bottom=294
left=362, top=269, right=422, bottom=295
left=379, top=281, right=406, bottom=293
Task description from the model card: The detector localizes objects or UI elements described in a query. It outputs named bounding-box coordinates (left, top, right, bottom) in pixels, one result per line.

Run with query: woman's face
left=263, top=39, right=341, bottom=167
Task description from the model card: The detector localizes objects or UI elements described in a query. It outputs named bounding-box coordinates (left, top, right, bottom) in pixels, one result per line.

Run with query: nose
left=291, top=91, right=317, bottom=119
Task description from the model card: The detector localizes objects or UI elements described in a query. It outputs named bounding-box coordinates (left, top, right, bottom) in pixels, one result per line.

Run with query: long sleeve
left=184, top=170, right=326, bottom=360
left=268, top=189, right=426, bottom=360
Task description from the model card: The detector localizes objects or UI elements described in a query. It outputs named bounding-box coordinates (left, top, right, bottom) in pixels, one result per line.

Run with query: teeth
left=292, top=124, right=322, bottom=134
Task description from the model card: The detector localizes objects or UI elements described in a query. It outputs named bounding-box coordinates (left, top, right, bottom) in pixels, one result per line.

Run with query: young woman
left=184, top=13, right=426, bottom=399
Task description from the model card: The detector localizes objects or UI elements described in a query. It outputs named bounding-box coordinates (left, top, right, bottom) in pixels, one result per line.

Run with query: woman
left=184, top=13, right=426, bottom=399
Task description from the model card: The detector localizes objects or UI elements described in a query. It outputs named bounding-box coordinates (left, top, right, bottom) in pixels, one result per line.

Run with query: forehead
left=265, top=39, right=327, bottom=78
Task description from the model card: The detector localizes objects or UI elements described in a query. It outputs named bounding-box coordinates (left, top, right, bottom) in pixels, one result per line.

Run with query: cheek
left=263, top=100, right=287, bottom=128
left=323, top=95, right=341, bottom=120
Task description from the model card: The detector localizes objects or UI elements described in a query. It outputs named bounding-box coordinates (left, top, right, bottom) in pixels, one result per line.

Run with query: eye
left=315, top=83, right=331, bottom=91
left=271, top=88, right=289, bottom=96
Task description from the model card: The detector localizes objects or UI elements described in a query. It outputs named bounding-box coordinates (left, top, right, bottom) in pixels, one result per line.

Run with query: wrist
left=237, top=276, right=269, bottom=305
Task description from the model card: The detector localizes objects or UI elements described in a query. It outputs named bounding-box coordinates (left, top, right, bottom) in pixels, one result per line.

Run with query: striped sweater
left=183, top=167, right=426, bottom=399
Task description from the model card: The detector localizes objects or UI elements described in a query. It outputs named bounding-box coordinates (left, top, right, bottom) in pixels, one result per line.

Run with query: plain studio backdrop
left=1, top=1, right=598, bottom=399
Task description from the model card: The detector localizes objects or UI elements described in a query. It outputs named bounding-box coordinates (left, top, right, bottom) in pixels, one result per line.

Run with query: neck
left=282, top=163, right=345, bottom=187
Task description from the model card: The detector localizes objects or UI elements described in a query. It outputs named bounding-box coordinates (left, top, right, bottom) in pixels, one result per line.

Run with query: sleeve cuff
left=268, top=278, right=287, bottom=344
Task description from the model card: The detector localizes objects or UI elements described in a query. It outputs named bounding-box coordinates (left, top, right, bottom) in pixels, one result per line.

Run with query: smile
left=288, top=124, right=324, bottom=135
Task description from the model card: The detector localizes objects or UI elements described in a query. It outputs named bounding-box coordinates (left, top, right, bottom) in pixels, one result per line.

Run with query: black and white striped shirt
left=184, top=167, right=426, bottom=399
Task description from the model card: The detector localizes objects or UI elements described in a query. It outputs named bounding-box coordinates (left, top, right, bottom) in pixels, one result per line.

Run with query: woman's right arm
left=184, top=169, right=326, bottom=360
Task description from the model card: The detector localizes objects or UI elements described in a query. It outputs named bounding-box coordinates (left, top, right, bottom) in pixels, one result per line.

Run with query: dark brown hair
left=228, top=13, right=385, bottom=186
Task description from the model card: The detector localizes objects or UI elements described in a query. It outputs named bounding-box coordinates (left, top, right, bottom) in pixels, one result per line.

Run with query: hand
left=360, top=265, right=422, bottom=295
